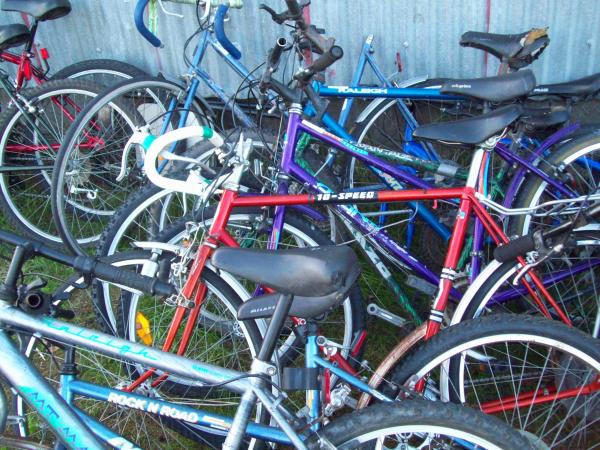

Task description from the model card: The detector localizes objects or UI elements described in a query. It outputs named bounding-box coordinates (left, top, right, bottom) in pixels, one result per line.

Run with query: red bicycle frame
left=127, top=174, right=577, bottom=406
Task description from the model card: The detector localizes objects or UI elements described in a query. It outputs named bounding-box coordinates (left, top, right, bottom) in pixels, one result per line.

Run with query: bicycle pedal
left=367, top=303, right=407, bottom=328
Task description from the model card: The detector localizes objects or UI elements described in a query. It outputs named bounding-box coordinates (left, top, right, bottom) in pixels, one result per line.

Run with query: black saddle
left=440, top=70, right=536, bottom=103
left=461, top=28, right=549, bottom=70
left=413, top=104, right=523, bottom=145
left=2, top=0, right=71, bottom=21
left=533, top=73, right=600, bottom=97
left=0, top=24, right=30, bottom=51
left=211, top=246, right=361, bottom=320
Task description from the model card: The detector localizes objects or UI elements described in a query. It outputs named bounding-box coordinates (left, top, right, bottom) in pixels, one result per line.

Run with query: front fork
left=425, top=196, right=472, bottom=340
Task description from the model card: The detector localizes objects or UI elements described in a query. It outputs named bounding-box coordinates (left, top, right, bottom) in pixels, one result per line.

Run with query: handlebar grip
left=214, top=4, right=242, bottom=60
left=285, top=0, right=302, bottom=18
left=310, top=45, right=343, bottom=73
left=269, top=37, right=287, bottom=67
left=134, top=0, right=162, bottom=48
left=493, top=235, right=535, bottom=262
left=91, top=260, right=176, bottom=297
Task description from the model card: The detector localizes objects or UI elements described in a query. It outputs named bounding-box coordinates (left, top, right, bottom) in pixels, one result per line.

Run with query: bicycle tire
left=95, top=208, right=366, bottom=366
left=50, top=58, right=147, bottom=86
left=51, top=76, right=212, bottom=255
left=454, top=252, right=600, bottom=336
left=509, top=131, right=600, bottom=235
left=388, top=314, right=600, bottom=449
left=306, top=399, right=533, bottom=449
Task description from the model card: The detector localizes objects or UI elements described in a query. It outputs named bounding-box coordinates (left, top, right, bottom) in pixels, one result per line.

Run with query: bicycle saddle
left=412, top=104, right=523, bottom=145
left=440, top=70, right=536, bottom=102
left=533, top=72, right=600, bottom=97
left=461, top=28, right=549, bottom=69
left=0, top=24, right=30, bottom=51
left=211, top=246, right=361, bottom=319
left=2, top=0, right=71, bottom=21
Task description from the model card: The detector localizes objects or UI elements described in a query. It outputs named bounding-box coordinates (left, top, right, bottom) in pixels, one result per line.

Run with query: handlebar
left=259, top=1, right=333, bottom=53
left=494, top=202, right=600, bottom=262
left=0, top=230, right=175, bottom=297
left=259, top=37, right=288, bottom=94
left=295, top=45, right=343, bottom=83
left=135, top=0, right=162, bottom=48
left=143, top=126, right=225, bottom=196
left=214, top=4, right=241, bottom=60
left=135, top=0, right=243, bottom=56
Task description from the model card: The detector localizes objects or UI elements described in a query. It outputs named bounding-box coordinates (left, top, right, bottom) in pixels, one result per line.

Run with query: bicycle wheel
left=51, top=76, right=211, bottom=255
left=51, top=58, right=147, bottom=86
left=389, top=314, right=600, bottom=449
left=10, top=263, right=263, bottom=449
left=307, top=399, right=532, bottom=449
left=0, top=79, right=103, bottom=244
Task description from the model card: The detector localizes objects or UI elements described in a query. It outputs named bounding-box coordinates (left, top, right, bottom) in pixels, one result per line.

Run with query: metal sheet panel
left=1, top=0, right=598, bottom=93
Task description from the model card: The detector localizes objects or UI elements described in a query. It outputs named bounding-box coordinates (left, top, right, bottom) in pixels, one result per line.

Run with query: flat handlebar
left=0, top=230, right=175, bottom=297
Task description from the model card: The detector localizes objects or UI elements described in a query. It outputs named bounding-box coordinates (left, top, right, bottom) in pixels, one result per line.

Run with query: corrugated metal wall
left=1, top=0, right=599, bottom=93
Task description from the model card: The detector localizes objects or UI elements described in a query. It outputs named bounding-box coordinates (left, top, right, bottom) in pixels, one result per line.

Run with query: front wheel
left=95, top=211, right=366, bottom=366
left=388, top=314, right=600, bottom=449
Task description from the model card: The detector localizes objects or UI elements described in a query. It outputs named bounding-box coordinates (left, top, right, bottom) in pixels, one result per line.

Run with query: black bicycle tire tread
left=308, top=399, right=534, bottom=449
left=50, top=59, right=147, bottom=81
left=388, top=313, right=600, bottom=392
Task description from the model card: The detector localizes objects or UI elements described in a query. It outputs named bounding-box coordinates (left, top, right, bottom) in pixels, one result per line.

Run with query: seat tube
left=425, top=146, right=486, bottom=339
left=222, top=388, right=258, bottom=450
left=268, top=107, right=302, bottom=250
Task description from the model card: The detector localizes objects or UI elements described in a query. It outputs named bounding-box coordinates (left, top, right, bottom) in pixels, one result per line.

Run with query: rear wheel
left=0, top=80, right=103, bottom=244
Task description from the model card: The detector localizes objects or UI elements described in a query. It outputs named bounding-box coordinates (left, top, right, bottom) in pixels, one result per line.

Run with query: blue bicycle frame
left=0, top=301, right=391, bottom=449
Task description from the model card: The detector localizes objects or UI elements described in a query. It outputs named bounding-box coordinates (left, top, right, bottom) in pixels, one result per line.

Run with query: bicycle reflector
left=40, top=48, right=49, bottom=60
left=136, top=312, right=153, bottom=346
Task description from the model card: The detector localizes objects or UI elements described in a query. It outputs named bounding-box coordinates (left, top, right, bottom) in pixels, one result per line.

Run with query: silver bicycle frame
left=0, top=300, right=307, bottom=449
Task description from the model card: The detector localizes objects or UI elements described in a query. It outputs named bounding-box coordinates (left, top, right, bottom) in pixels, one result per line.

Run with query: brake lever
left=157, top=0, right=184, bottom=18
left=155, top=152, right=218, bottom=178
left=512, top=242, right=565, bottom=285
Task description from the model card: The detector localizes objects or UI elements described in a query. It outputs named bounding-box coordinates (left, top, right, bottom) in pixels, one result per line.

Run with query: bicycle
left=0, top=229, right=535, bottom=449
left=101, top=107, right=600, bottom=447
